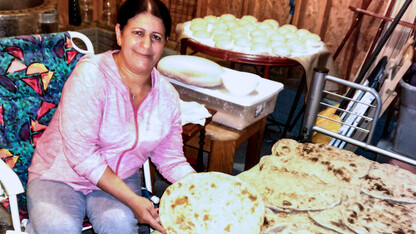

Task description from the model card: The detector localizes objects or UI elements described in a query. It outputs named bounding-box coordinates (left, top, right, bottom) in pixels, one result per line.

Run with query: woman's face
left=116, top=12, right=166, bottom=75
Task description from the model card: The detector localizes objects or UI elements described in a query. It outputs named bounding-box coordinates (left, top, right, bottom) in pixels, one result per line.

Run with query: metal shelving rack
left=301, top=67, right=416, bottom=166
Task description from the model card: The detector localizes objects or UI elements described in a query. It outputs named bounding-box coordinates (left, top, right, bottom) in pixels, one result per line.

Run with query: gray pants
left=26, top=174, right=142, bottom=234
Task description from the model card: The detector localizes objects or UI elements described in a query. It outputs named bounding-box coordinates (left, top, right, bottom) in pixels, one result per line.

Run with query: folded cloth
left=180, top=100, right=212, bottom=126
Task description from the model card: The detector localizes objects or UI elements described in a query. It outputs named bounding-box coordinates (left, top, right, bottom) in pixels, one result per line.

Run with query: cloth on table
left=180, top=100, right=212, bottom=126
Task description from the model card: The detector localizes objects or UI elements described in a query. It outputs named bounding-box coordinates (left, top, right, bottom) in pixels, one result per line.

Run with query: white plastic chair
left=0, top=31, right=94, bottom=234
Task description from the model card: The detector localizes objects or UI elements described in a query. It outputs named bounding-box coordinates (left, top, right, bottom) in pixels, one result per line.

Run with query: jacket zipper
left=115, top=94, right=139, bottom=174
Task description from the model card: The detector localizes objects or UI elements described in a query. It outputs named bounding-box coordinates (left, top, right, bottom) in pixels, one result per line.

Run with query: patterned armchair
left=0, top=31, right=94, bottom=233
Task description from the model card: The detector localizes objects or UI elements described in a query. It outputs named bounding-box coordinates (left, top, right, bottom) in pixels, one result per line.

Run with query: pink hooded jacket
left=28, top=50, right=195, bottom=194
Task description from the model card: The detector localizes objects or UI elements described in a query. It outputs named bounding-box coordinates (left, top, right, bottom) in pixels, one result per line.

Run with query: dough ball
left=302, top=34, right=322, bottom=48
left=211, top=28, right=228, bottom=37
left=267, top=31, right=280, bottom=40
left=191, top=18, right=207, bottom=27
left=251, top=35, right=268, bottom=44
left=303, top=33, right=321, bottom=42
left=190, top=23, right=207, bottom=32
left=250, top=29, right=266, bottom=38
left=251, top=42, right=268, bottom=54
left=285, top=32, right=300, bottom=40
left=288, top=40, right=307, bottom=53
left=235, top=38, right=253, bottom=48
left=230, top=26, right=247, bottom=34
left=243, top=22, right=257, bottom=32
left=225, top=20, right=239, bottom=29
left=193, top=30, right=211, bottom=40
left=213, top=21, right=228, bottom=30
left=269, top=40, right=287, bottom=48
left=214, top=36, right=233, bottom=50
left=268, top=33, right=286, bottom=42
left=204, top=15, right=218, bottom=24
left=220, top=14, right=237, bottom=22
left=296, top=29, right=311, bottom=38
left=272, top=47, right=291, bottom=57
left=231, top=31, right=247, bottom=40
left=276, top=27, right=291, bottom=35
left=263, top=19, right=279, bottom=29
left=264, top=29, right=278, bottom=38
left=213, top=33, right=231, bottom=42
left=241, top=15, right=258, bottom=24
left=238, top=18, right=253, bottom=26
left=257, top=22, right=272, bottom=31
left=280, top=24, right=298, bottom=32
left=304, top=38, right=322, bottom=48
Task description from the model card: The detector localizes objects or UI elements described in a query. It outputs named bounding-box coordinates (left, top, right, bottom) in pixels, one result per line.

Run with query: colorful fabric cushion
left=0, top=32, right=86, bottom=212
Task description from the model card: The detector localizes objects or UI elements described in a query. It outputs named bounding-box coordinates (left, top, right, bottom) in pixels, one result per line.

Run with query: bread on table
left=157, top=55, right=224, bottom=87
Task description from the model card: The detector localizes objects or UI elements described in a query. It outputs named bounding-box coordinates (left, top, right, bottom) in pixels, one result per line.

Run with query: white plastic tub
left=163, top=68, right=284, bottom=130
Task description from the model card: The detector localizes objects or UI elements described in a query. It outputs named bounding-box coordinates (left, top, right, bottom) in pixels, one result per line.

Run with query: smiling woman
left=26, top=0, right=195, bottom=233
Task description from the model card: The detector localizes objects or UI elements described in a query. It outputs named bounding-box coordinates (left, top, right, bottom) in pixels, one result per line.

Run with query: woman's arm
left=150, top=98, right=196, bottom=183
left=97, top=167, right=166, bottom=233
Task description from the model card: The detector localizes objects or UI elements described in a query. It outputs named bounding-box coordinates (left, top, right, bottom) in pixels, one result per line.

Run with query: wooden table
left=182, top=108, right=216, bottom=172
left=185, top=116, right=267, bottom=174
left=180, top=38, right=306, bottom=138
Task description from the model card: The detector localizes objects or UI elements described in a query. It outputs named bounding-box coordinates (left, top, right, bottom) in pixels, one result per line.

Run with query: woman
left=26, top=0, right=195, bottom=233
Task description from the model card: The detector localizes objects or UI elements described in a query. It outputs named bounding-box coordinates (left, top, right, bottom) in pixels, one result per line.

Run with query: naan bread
left=270, top=138, right=302, bottom=158
left=262, top=208, right=335, bottom=234
left=342, top=194, right=416, bottom=233
left=159, top=172, right=265, bottom=234
left=308, top=202, right=356, bottom=234
left=157, top=55, right=224, bottom=87
left=271, top=139, right=372, bottom=186
left=245, top=156, right=342, bottom=212
left=360, top=163, right=416, bottom=203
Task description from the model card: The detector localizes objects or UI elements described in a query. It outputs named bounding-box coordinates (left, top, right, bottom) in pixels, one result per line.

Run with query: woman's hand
left=128, top=195, right=166, bottom=233
left=97, top=167, right=166, bottom=233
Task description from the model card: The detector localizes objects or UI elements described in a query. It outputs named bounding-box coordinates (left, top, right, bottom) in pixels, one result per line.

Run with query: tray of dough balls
left=180, top=14, right=323, bottom=58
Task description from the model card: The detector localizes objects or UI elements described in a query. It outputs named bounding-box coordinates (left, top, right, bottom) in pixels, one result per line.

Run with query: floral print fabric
left=0, top=32, right=86, bottom=213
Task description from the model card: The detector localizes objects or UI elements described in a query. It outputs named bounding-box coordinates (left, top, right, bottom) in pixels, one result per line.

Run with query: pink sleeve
left=58, top=61, right=108, bottom=185
left=150, top=98, right=195, bottom=183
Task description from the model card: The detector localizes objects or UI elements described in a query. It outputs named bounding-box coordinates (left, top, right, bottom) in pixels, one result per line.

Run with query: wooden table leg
left=196, top=128, right=206, bottom=172
left=245, top=117, right=266, bottom=170
left=207, top=139, right=236, bottom=174
left=205, top=117, right=267, bottom=174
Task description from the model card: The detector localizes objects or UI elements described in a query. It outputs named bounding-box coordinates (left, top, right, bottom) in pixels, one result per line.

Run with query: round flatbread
left=342, top=194, right=416, bottom=233
left=271, top=138, right=302, bottom=158
left=271, top=139, right=372, bottom=187
left=157, top=55, right=224, bottom=87
left=308, top=204, right=355, bottom=234
left=245, top=156, right=342, bottom=212
left=261, top=208, right=335, bottom=233
left=360, top=163, right=416, bottom=203
left=159, top=172, right=265, bottom=234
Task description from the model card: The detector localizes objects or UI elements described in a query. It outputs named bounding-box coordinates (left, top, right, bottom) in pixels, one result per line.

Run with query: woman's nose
left=141, top=36, right=151, bottom=49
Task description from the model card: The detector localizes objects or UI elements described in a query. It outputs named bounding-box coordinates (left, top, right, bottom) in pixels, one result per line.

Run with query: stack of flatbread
left=238, top=139, right=416, bottom=233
